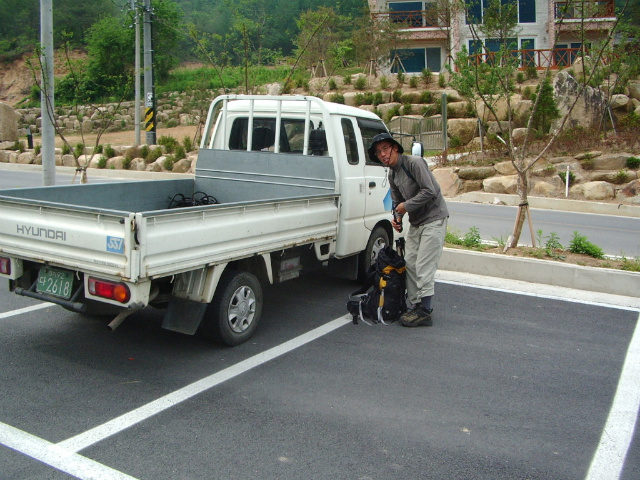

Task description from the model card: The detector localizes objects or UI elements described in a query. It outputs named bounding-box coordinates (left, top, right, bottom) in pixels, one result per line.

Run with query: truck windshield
left=229, top=118, right=308, bottom=153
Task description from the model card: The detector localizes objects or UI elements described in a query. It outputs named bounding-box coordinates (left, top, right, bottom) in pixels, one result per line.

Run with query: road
left=447, top=200, right=640, bottom=257
left=0, top=271, right=638, bottom=480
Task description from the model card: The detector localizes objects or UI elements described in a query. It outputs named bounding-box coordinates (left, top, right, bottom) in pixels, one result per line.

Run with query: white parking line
left=585, top=312, right=640, bottom=480
left=57, top=315, right=352, bottom=453
left=0, top=422, right=138, bottom=480
left=0, top=303, right=53, bottom=320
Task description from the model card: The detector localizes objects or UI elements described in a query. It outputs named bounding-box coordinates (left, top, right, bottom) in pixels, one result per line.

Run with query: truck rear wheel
left=359, top=226, right=390, bottom=280
left=200, top=269, right=263, bottom=347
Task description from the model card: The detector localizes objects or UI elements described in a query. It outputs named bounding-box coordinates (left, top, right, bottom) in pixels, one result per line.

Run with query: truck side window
left=357, top=118, right=388, bottom=166
left=341, top=118, right=359, bottom=165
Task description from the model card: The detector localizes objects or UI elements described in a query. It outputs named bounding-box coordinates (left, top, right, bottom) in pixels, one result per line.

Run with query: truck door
left=356, top=118, right=392, bottom=230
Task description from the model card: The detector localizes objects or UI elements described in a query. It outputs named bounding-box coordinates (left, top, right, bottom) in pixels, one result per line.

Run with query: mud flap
left=162, top=297, right=208, bottom=335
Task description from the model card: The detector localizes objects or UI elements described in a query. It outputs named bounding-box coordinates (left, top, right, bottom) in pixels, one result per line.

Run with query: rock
left=446, top=101, right=469, bottom=118
left=17, top=152, right=35, bottom=164
left=432, top=167, right=461, bottom=197
left=618, top=179, right=640, bottom=198
left=0, top=101, right=19, bottom=142
left=486, top=121, right=511, bottom=136
left=172, top=158, right=192, bottom=173
left=553, top=71, right=607, bottom=130
left=62, top=154, right=76, bottom=167
left=106, top=155, right=127, bottom=170
left=494, top=160, right=517, bottom=175
left=129, top=158, right=147, bottom=171
left=532, top=181, right=558, bottom=196
left=456, top=166, right=495, bottom=180
left=591, top=153, right=629, bottom=170
left=377, top=102, right=401, bottom=118
left=511, top=128, right=528, bottom=144
left=447, top=118, right=477, bottom=144
left=609, top=94, right=630, bottom=111
left=575, top=151, right=602, bottom=160
left=483, top=175, right=518, bottom=194
left=581, top=181, right=615, bottom=200
left=343, top=92, right=359, bottom=107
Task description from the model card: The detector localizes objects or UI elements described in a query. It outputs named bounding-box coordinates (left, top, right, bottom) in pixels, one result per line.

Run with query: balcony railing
left=554, top=0, right=615, bottom=19
left=468, top=47, right=610, bottom=69
left=371, top=9, right=450, bottom=29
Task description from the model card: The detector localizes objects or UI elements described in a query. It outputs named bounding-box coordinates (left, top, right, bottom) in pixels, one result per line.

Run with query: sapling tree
left=448, top=0, right=634, bottom=249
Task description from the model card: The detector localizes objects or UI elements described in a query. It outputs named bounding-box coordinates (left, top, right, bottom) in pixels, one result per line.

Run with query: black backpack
left=347, top=245, right=407, bottom=325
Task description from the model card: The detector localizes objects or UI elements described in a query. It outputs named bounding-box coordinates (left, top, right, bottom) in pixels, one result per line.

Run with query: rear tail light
left=0, top=257, right=10, bottom=275
left=88, top=277, right=131, bottom=303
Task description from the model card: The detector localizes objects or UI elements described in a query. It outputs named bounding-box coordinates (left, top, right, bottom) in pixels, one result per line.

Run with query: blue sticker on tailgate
left=107, top=236, right=125, bottom=253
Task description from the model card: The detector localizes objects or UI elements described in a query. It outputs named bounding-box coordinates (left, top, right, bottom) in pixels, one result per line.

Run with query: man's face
left=374, top=141, right=398, bottom=167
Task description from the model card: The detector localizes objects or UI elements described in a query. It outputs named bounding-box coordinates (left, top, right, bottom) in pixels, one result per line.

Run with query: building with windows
left=368, top=0, right=617, bottom=73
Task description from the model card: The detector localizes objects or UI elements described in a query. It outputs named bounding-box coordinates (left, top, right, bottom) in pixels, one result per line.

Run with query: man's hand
left=395, top=202, right=407, bottom=215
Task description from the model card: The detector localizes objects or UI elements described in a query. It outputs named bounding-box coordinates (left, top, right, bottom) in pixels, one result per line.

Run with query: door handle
left=369, top=181, right=376, bottom=188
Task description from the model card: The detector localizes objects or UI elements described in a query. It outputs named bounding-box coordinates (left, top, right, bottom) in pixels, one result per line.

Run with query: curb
left=440, top=247, right=640, bottom=299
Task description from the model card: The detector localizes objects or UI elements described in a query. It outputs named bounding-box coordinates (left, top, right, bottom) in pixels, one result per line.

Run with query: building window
left=389, top=1, right=424, bottom=27
left=465, top=0, right=536, bottom=24
left=392, top=48, right=442, bottom=73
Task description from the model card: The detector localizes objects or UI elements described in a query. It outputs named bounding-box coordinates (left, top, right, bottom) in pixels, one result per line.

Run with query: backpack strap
left=401, top=163, right=417, bottom=184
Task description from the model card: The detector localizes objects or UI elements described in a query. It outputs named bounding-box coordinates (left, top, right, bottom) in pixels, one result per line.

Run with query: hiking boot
left=400, top=307, right=433, bottom=327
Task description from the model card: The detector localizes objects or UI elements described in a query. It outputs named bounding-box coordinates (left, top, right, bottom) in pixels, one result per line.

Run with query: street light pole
left=143, top=0, right=156, bottom=145
left=40, top=0, right=55, bottom=186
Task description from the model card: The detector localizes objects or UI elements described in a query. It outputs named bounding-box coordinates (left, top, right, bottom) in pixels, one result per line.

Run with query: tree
left=448, top=0, right=636, bottom=249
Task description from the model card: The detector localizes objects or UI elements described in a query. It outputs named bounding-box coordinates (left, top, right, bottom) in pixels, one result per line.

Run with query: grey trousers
left=404, top=217, right=447, bottom=305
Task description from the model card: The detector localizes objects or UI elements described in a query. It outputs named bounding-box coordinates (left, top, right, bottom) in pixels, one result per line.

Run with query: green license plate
left=36, top=267, right=74, bottom=299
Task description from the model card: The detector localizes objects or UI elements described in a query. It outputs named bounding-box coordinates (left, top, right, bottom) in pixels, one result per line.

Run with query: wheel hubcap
left=227, top=286, right=256, bottom=333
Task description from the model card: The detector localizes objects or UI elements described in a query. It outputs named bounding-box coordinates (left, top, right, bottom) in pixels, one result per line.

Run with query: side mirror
left=411, top=141, right=424, bottom=157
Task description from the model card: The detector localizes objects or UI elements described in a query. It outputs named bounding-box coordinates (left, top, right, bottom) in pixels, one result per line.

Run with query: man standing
left=368, top=133, right=448, bottom=327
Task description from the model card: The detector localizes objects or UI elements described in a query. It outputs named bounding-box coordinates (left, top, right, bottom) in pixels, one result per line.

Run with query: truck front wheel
left=200, top=269, right=263, bottom=347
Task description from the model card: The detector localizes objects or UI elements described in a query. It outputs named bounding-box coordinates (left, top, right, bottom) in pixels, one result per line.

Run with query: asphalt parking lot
left=1, top=271, right=638, bottom=480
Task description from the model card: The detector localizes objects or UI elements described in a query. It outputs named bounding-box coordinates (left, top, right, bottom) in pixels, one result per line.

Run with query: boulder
left=447, top=118, right=477, bottom=144
left=553, top=71, right=607, bottom=130
left=172, top=158, right=192, bottom=173
left=591, top=153, right=629, bottom=170
left=456, top=166, right=495, bottom=180
left=0, top=102, right=19, bottom=142
left=581, top=181, right=615, bottom=200
left=446, top=101, right=469, bottom=118
left=494, top=160, right=517, bottom=175
left=532, top=181, right=558, bottom=196
left=17, top=152, right=35, bottom=164
left=483, top=175, right=518, bottom=194
left=432, top=167, right=461, bottom=197
left=628, top=83, right=640, bottom=102
left=511, top=128, right=528, bottom=144
left=62, top=154, right=76, bottom=167
left=609, top=94, right=630, bottom=111
left=106, top=155, right=127, bottom=170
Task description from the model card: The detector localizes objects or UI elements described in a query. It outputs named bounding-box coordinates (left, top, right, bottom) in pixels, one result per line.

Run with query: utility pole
left=132, top=0, right=141, bottom=146
left=40, top=0, right=55, bottom=185
left=143, top=0, right=156, bottom=145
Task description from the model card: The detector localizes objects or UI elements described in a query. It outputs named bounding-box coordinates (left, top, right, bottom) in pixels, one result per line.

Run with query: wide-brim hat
left=368, top=132, right=404, bottom=162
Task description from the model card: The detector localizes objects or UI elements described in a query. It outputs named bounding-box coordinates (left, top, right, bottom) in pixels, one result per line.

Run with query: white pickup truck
left=0, top=95, right=402, bottom=345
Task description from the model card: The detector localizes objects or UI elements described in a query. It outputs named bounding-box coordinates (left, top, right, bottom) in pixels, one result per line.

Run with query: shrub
left=419, top=90, right=432, bottom=104
left=34, top=144, right=41, bottom=155
left=449, top=135, right=463, bottom=149
left=104, top=144, right=116, bottom=159
left=522, top=86, right=533, bottom=100
left=95, top=144, right=103, bottom=154
left=392, top=89, right=402, bottom=102
left=626, top=157, right=640, bottom=169
left=614, top=169, right=629, bottom=184
left=445, top=228, right=463, bottom=245
left=396, top=71, right=405, bottom=85
left=158, top=135, right=179, bottom=153
left=516, top=72, right=525, bottom=84
left=379, top=76, right=389, bottom=89
left=354, top=76, right=367, bottom=90
left=438, top=73, right=446, bottom=87
left=354, top=93, right=365, bottom=106
left=581, top=157, right=595, bottom=170
left=385, top=105, right=401, bottom=122
left=163, top=155, right=176, bottom=171
left=372, top=92, right=383, bottom=106
left=97, top=156, right=107, bottom=168
left=402, top=104, right=412, bottom=115
left=569, top=232, right=604, bottom=259
left=343, top=74, right=352, bottom=85
left=174, top=145, right=186, bottom=161
left=328, top=78, right=338, bottom=90
left=61, top=143, right=71, bottom=155
left=421, top=68, right=432, bottom=86
left=558, top=171, right=576, bottom=184
left=462, top=226, right=482, bottom=248
left=329, top=93, right=345, bottom=104
left=74, top=143, right=85, bottom=158
left=182, top=136, right=194, bottom=153
left=409, top=76, right=418, bottom=88
left=526, top=66, right=538, bottom=80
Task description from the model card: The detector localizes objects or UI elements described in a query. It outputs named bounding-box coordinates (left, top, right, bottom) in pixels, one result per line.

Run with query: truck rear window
left=229, top=118, right=309, bottom=153
left=357, top=118, right=388, bottom=165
